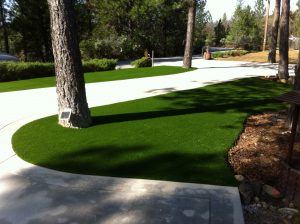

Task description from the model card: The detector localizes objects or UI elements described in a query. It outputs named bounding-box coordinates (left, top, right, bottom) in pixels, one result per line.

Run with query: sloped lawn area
left=0, top=66, right=193, bottom=93
left=12, top=78, right=290, bottom=186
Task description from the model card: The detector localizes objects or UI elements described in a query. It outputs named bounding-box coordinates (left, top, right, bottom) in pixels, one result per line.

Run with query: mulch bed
left=228, top=110, right=300, bottom=224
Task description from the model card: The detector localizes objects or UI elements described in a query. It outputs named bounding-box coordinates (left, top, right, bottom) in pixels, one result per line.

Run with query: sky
left=205, top=0, right=299, bottom=21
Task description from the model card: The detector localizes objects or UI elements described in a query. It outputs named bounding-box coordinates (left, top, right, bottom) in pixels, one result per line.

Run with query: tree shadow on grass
left=92, top=78, right=290, bottom=126
left=37, top=144, right=236, bottom=186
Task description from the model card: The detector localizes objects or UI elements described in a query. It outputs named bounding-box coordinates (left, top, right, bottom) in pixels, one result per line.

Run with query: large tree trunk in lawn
left=268, top=0, right=281, bottom=63
left=47, top=0, right=91, bottom=128
left=278, top=0, right=290, bottom=81
left=183, top=0, right=196, bottom=68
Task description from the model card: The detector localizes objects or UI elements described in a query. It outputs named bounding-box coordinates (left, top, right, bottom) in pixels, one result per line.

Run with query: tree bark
left=47, top=0, right=91, bottom=128
left=287, top=49, right=300, bottom=129
left=278, top=0, right=290, bottom=81
left=262, top=0, right=270, bottom=51
left=183, top=0, right=196, bottom=68
left=268, top=0, right=281, bottom=63
left=0, top=0, right=9, bottom=53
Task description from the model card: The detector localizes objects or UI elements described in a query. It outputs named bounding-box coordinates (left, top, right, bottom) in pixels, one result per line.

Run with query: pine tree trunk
left=183, top=0, right=196, bottom=68
left=278, top=0, right=290, bottom=81
left=287, top=49, right=300, bottom=129
left=262, top=0, right=270, bottom=51
left=47, top=0, right=91, bottom=128
left=268, top=0, right=281, bottom=63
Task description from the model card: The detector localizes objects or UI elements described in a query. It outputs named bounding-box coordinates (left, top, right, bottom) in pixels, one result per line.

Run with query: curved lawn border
left=12, top=78, right=290, bottom=186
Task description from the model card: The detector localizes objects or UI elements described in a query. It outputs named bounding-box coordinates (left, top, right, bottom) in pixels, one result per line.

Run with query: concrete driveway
left=0, top=58, right=291, bottom=224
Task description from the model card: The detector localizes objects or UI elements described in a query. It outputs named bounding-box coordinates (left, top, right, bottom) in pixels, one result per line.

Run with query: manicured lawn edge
left=12, top=78, right=290, bottom=186
left=0, top=66, right=195, bottom=93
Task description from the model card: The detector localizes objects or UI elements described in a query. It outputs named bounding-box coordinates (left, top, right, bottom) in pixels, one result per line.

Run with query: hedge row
left=211, top=50, right=249, bottom=59
left=0, top=58, right=118, bottom=82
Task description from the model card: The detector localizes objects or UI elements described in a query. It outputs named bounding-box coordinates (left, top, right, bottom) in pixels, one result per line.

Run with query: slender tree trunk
left=294, top=49, right=300, bottom=90
left=183, top=0, right=196, bottom=68
left=0, top=0, right=9, bottom=53
left=263, top=0, right=270, bottom=51
left=278, top=0, right=290, bottom=81
left=268, top=0, right=281, bottom=63
left=47, top=0, right=91, bottom=128
left=287, top=49, right=300, bottom=129
left=86, top=0, right=93, bottom=35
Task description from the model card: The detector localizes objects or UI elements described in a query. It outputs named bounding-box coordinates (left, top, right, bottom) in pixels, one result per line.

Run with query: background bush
left=0, top=59, right=118, bottom=82
left=82, top=59, right=118, bottom=72
left=211, top=50, right=248, bottom=59
left=131, top=57, right=152, bottom=68
left=0, top=62, right=54, bottom=81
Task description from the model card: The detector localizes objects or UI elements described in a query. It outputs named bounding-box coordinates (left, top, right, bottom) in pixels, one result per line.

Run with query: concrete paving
left=0, top=58, right=292, bottom=224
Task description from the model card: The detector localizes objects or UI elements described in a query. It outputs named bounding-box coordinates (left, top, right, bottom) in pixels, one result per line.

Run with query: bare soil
left=217, top=50, right=298, bottom=64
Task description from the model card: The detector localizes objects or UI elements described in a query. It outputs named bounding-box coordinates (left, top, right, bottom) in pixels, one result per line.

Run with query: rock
left=289, top=202, right=295, bottom=208
left=262, top=184, right=281, bottom=198
left=278, top=208, right=299, bottom=215
left=235, top=175, right=245, bottom=182
left=250, top=181, right=262, bottom=196
left=256, top=203, right=262, bottom=207
left=239, top=181, right=254, bottom=204
left=254, top=196, right=260, bottom=203
left=261, top=201, right=268, bottom=209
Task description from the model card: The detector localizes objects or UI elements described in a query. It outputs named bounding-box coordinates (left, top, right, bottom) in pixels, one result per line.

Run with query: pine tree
left=183, top=0, right=196, bottom=68
left=268, top=0, right=281, bottom=63
left=47, top=0, right=91, bottom=128
left=278, top=0, right=290, bottom=81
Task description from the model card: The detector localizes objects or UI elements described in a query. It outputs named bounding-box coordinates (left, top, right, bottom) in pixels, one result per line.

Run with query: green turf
left=0, top=66, right=193, bottom=93
left=12, top=78, right=290, bottom=186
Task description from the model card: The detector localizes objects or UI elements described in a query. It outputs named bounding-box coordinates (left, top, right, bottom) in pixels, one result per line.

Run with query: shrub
left=131, top=57, right=152, bottom=68
left=0, top=62, right=54, bottom=82
left=82, top=59, right=118, bottom=72
left=211, top=50, right=249, bottom=59
left=0, top=59, right=118, bottom=82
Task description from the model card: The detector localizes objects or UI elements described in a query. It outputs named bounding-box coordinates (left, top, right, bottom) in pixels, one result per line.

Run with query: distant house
left=0, top=53, right=19, bottom=62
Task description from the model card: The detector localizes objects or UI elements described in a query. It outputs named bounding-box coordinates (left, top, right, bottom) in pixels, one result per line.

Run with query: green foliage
left=80, top=35, right=127, bottom=60
left=226, top=5, right=263, bottom=50
left=0, top=59, right=117, bottom=82
left=131, top=57, right=152, bottom=68
left=291, top=1, right=300, bottom=38
left=10, top=0, right=52, bottom=61
left=254, top=0, right=265, bottom=20
left=211, top=50, right=248, bottom=58
left=3, top=0, right=211, bottom=60
left=82, top=59, right=118, bottom=72
left=89, top=0, right=198, bottom=57
left=194, top=0, right=211, bottom=52
left=12, top=78, right=290, bottom=186
left=0, top=62, right=54, bottom=81
left=214, top=19, right=227, bottom=46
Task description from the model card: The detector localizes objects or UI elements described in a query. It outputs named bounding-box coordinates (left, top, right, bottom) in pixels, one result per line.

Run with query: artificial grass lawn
left=12, top=78, right=290, bottom=186
left=0, top=66, right=193, bottom=93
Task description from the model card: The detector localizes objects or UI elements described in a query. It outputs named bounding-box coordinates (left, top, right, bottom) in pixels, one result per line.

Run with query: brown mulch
left=228, top=111, right=300, bottom=224
left=228, top=111, right=292, bottom=184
